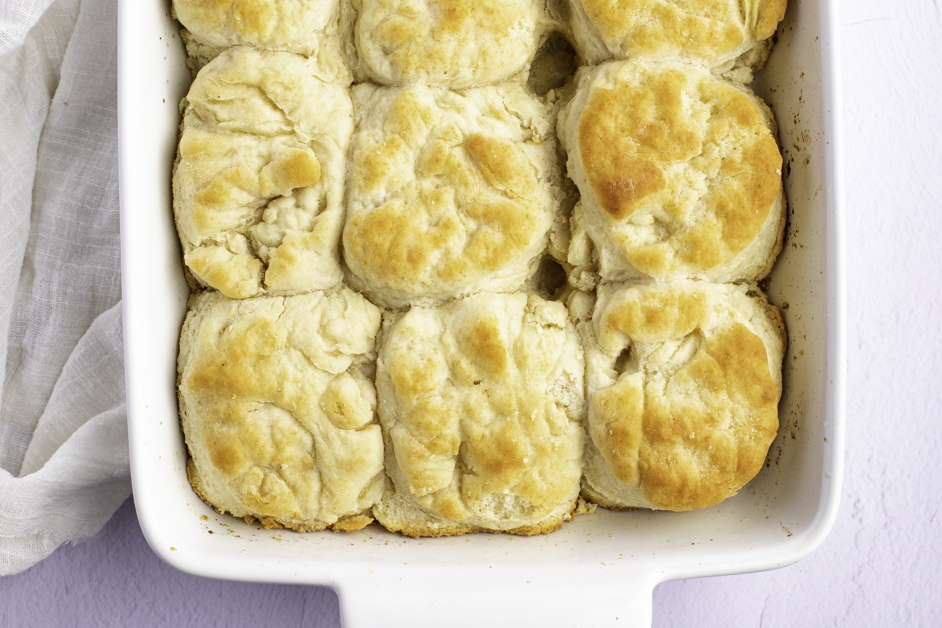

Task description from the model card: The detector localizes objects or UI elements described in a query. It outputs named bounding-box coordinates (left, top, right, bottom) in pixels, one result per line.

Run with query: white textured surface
left=1, top=0, right=940, bottom=625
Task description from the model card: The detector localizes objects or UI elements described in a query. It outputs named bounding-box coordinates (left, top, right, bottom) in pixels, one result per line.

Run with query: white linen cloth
left=0, top=0, right=129, bottom=575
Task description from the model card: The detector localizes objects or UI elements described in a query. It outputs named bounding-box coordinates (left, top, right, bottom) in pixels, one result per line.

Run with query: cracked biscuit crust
left=582, top=280, right=785, bottom=512
left=343, top=83, right=560, bottom=309
left=373, top=292, right=585, bottom=536
left=569, top=0, right=787, bottom=77
left=173, top=47, right=353, bottom=299
left=178, top=287, right=384, bottom=532
left=559, top=57, right=784, bottom=285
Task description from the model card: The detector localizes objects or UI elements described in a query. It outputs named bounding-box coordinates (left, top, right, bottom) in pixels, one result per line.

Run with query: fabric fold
left=0, top=0, right=129, bottom=576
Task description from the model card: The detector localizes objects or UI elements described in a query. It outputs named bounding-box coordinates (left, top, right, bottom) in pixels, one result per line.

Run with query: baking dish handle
left=336, top=573, right=656, bottom=628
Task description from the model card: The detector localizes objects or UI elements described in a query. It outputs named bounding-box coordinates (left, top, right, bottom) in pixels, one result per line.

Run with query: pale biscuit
left=172, top=0, right=349, bottom=73
left=346, top=0, right=542, bottom=88
left=373, top=292, right=585, bottom=536
left=173, top=47, right=353, bottom=299
left=558, top=58, right=784, bottom=287
left=177, top=287, right=385, bottom=532
left=342, top=83, right=561, bottom=309
left=568, top=0, right=787, bottom=79
left=581, top=280, right=785, bottom=511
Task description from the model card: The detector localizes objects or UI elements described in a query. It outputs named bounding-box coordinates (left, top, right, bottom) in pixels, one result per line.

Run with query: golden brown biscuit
left=172, top=0, right=349, bottom=72
left=177, top=287, right=384, bottom=532
left=342, top=83, right=561, bottom=309
left=347, top=0, right=542, bottom=88
left=558, top=58, right=784, bottom=287
left=173, top=47, right=353, bottom=299
left=568, top=0, right=787, bottom=79
left=373, top=291, right=585, bottom=536
left=581, top=280, right=785, bottom=511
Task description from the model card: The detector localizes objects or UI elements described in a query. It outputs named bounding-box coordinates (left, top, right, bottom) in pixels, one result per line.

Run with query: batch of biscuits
left=171, top=0, right=790, bottom=537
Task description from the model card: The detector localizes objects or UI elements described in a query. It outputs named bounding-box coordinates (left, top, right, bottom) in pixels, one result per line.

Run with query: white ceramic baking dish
left=118, top=2, right=845, bottom=626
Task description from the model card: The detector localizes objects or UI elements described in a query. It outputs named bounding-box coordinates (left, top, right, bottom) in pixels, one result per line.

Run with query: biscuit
left=558, top=58, right=784, bottom=286
left=581, top=280, right=785, bottom=511
left=173, top=47, right=353, bottom=299
left=347, top=0, right=542, bottom=88
left=177, top=287, right=385, bottom=531
left=568, top=0, right=787, bottom=79
left=172, top=0, right=349, bottom=73
left=342, top=82, right=561, bottom=309
left=373, top=291, right=585, bottom=536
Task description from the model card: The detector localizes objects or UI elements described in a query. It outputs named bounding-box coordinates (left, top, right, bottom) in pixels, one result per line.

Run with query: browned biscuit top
left=343, top=83, right=559, bottom=308
left=173, top=0, right=341, bottom=57
left=172, top=47, right=353, bottom=299
left=374, top=292, right=585, bottom=533
left=571, top=0, right=788, bottom=68
left=177, top=288, right=384, bottom=531
left=584, top=281, right=784, bottom=511
left=560, top=58, right=784, bottom=282
left=351, top=0, right=541, bottom=88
